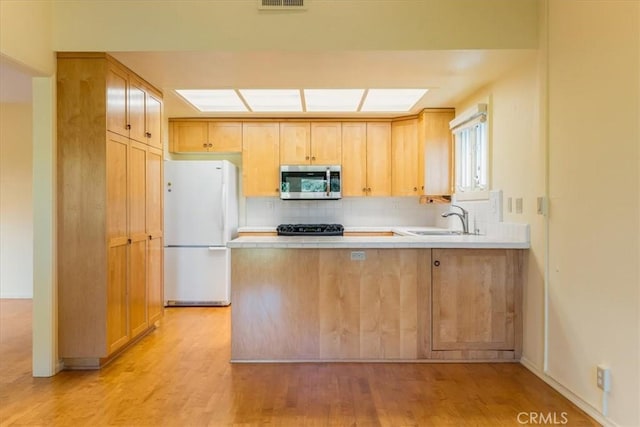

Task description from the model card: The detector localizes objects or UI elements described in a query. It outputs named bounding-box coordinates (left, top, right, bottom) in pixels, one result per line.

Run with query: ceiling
left=0, top=50, right=536, bottom=116
left=111, top=50, right=537, bottom=119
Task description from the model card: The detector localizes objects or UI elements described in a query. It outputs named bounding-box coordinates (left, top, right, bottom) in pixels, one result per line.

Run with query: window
left=450, top=103, right=489, bottom=198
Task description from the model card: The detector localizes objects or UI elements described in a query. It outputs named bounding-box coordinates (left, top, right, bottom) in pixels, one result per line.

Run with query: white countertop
left=229, top=226, right=530, bottom=249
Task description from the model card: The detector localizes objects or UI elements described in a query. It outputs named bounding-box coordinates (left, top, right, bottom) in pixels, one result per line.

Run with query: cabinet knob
left=127, top=238, right=132, bottom=245
left=413, top=187, right=418, bottom=191
left=146, top=132, right=152, bottom=138
left=148, top=234, right=153, bottom=240
left=311, top=156, right=316, bottom=161
left=203, top=143, right=207, bottom=148
left=126, top=124, right=131, bottom=130
left=305, top=156, right=310, bottom=160
left=367, top=188, right=372, bottom=192
left=434, top=260, right=440, bottom=267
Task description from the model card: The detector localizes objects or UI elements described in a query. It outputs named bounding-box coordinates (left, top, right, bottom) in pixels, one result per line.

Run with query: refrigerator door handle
left=220, top=182, right=226, bottom=239
left=208, top=246, right=227, bottom=251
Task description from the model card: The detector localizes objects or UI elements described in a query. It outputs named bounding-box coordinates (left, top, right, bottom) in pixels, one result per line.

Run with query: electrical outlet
left=515, top=198, right=523, bottom=214
left=597, top=365, right=611, bottom=392
left=350, top=251, right=366, bottom=261
left=507, top=197, right=513, bottom=213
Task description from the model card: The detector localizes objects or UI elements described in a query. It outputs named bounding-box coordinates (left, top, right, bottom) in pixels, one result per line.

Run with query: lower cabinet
left=430, top=248, right=522, bottom=360
left=231, top=247, right=523, bottom=362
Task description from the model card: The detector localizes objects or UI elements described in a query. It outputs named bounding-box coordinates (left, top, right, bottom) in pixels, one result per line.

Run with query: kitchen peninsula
left=228, top=230, right=528, bottom=363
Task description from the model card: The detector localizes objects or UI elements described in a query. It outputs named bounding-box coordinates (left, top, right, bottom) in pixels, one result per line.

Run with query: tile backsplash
left=244, top=197, right=449, bottom=227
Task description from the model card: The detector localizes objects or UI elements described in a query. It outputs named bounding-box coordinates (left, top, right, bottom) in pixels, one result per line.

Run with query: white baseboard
left=520, top=357, right=618, bottom=427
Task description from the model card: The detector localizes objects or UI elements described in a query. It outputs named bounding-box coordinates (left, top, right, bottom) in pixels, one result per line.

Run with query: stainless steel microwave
left=280, top=165, right=341, bottom=200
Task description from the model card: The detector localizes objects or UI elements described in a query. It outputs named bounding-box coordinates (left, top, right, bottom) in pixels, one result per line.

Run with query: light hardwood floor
left=0, top=299, right=598, bottom=426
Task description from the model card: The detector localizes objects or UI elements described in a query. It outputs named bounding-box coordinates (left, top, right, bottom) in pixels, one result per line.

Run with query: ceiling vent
left=258, top=0, right=307, bottom=10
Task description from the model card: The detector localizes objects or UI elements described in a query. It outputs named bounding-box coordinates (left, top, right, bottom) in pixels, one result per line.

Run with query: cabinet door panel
left=311, top=122, right=341, bottom=164
left=366, top=122, right=392, bottom=196
left=432, top=249, right=515, bottom=351
left=422, top=111, right=454, bottom=195
left=147, top=237, right=164, bottom=324
left=106, top=65, right=129, bottom=137
left=107, top=244, right=129, bottom=354
left=146, top=147, right=164, bottom=324
left=242, top=123, right=280, bottom=196
left=129, top=239, right=148, bottom=338
left=106, top=133, right=128, bottom=244
left=391, top=119, right=419, bottom=196
left=129, top=142, right=147, bottom=240
left=280, top=122, right=310, bottom=164
left=209, top=122, right=242, bottom=152
left=341, top=122, right=367, bottom=197
left=145, top=92, right=163, bottom=149
left=170, top=121, right=209, bottom=152
left=128, top=79, right=147, bottom=144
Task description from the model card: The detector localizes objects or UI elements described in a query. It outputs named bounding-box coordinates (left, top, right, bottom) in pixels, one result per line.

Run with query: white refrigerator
left=164, top=160, right=238, bottom=306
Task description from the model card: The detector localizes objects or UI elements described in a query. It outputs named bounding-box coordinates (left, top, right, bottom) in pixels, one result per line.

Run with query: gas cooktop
left=276, top=223, right=344, bottom=236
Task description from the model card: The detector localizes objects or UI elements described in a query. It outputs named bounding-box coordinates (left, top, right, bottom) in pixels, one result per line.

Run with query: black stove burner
left=277, top=223, right=344, bottom=236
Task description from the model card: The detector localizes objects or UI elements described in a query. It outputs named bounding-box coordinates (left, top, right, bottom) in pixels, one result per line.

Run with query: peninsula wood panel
left=231, top=249, right=320, bottom=360
left=431, top=249, right=518, bottom=351
left=231, top=248, right=429, bottom=361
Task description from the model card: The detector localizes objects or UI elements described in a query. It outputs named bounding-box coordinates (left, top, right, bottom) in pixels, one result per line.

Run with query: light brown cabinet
left=342, top=122, right=391, bottom=196
left=242, top=122, right=280, bottom=196
left=106, top=63, right=162, bottom=149
left=431, top=249, right=521, bottom=356
left=419, top=110, right=455, bottom=196
left=391, top=118, right=420, bottom=196
left=57, top=53, right=163, bottom=368
left=169, top=120, right=242, bottom=153
left=279, top=122, right=341, bottom=165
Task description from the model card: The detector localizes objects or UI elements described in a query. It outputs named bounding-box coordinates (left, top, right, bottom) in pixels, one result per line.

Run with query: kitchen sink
left=406, top=230, right=463, bottom=236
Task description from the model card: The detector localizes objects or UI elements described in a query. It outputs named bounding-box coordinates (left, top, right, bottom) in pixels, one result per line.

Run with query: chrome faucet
left=441, top=204, right=469, bottom=234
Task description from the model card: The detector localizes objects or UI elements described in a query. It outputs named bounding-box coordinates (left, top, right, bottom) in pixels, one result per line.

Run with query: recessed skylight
left=239, top=89, right=302, bottom=112
left=304, top=89, right=365, bottom=112
left=360, top=89, right=428, bottom=112
left=175, top=89, right=247, bottom=112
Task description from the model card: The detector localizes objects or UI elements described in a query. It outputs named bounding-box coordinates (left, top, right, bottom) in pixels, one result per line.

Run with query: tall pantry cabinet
left=57, top=53, right=164, bottom=368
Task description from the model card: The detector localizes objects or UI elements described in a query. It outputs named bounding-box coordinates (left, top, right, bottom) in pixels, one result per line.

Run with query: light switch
left=515, top=198, right=523, bottom=214
left=507, top=197, right=513, bottom=213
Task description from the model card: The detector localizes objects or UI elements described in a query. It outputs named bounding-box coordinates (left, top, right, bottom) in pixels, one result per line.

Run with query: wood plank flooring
left=0, top=299, right=598, bottom=426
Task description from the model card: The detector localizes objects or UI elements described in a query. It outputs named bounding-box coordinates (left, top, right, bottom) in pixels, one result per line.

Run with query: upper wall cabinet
left=419, top=110, right=455, bottom=196
left=279, top=122, right=342, bottom=165
left=169, top=120, right=242, bottom=153
left=106, top=64, right=163, bottom=149
left=342, top=122, right=391, bottom=197
left=242, top=122, right=280, bottom=197
left=391, top=118, right=420, bottom=196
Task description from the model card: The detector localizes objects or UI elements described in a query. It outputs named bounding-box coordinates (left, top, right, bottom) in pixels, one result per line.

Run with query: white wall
left=546, top=2, right=639, bottom=426
left=0, top=103, right=33, bottom=298
left=454, top=57, right=546, bottom=371
left=0, top=0, right=54, bottom=75
left=244, top=197, right=446, bottom=227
